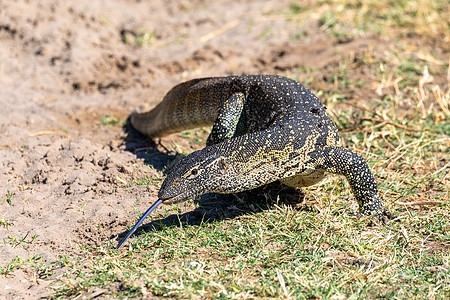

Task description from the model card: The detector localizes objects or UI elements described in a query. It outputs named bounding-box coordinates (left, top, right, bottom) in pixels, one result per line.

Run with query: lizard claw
left=357, top=208, right=397, bottom=225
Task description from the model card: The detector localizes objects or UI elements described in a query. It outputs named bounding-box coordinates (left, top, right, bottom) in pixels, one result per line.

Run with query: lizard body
left=127, top=75, right=392, bottom=236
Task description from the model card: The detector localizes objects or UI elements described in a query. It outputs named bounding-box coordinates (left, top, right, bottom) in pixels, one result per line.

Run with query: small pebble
left=187, top=261, right=201, bottom=268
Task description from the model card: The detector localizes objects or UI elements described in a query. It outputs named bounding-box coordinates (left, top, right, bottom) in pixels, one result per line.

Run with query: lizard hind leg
left=206, top=92, right=246, bottom=146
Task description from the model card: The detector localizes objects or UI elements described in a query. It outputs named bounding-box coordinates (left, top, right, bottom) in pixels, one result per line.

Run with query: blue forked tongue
left=116, top=199, right=164, bottom=249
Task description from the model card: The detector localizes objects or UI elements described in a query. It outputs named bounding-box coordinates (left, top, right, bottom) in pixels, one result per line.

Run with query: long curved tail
left=131, top=77, right=231, bottom=138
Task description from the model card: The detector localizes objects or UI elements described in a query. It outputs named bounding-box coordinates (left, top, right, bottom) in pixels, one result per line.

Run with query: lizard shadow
left=150, top=182, right=308, bottom=227
left=114, top=181, right=315, bottom=242
left=123, top=117, right=177, bottom=173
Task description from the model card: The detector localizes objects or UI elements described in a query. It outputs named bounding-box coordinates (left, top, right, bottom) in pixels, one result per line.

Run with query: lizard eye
left=182, top=166, right=201, bottom=179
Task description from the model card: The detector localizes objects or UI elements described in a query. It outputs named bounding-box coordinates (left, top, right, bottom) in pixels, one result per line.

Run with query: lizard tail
left=130, top=77, right=226, bottom=138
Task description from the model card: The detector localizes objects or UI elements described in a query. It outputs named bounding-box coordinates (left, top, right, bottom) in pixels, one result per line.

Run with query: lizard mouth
left=160, top=190, right=194, bottom=205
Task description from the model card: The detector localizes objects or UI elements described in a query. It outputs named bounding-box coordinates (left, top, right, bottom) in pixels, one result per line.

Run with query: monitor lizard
left=117, top=75, right=394, bottom=248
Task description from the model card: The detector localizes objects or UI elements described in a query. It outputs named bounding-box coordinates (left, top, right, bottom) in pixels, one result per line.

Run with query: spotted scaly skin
left=131, top=75, right=393, bottom=218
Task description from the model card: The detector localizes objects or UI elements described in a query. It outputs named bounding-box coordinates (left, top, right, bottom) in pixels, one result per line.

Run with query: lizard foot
left=357, top=208, right=397, bottom=225
left=260, top=181, right=305, bottom=206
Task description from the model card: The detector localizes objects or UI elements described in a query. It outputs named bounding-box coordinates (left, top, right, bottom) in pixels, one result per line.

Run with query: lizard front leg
left=206, top=92, right=246, bottom=146
left=318, top=146, right=395, bottom=220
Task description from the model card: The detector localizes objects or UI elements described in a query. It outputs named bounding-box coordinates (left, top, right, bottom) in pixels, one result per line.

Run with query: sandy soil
left=1, top=0, right=443, bottom=298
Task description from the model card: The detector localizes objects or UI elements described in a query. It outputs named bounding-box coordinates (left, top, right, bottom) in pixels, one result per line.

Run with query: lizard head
left=159, top=148, right=238, bottom=204
left=116, top=148, right=237, bottom=249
